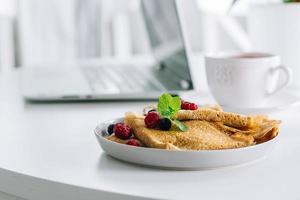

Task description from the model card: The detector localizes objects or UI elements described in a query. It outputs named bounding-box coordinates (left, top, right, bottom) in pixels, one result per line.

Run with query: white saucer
left=222, top=90, right=300, bottom=115
left=94, top=118, right=278, bottom=170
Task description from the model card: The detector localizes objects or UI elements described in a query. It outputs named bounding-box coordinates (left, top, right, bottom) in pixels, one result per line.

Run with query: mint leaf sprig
left=157, top=93, right=188, bottom=132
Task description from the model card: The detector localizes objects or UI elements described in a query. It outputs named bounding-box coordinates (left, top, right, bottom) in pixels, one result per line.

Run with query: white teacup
left=205, top=52, right=292, bottom=108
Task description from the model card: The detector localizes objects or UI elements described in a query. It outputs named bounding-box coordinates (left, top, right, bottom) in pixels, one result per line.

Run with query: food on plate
left=105, top=93, right=280, bottom=150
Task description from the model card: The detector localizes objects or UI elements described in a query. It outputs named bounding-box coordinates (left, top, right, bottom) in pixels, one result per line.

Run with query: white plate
left=222, top=90, right=300, bottom=115
left=94, top=118, right=278, bottom=170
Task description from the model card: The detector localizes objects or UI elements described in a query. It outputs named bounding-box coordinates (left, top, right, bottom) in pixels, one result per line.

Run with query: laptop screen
left=141, top=0, right=193, bottom=90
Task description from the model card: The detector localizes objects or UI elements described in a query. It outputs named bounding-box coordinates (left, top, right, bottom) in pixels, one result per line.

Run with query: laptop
left=20, top=0, right=194, bottom=101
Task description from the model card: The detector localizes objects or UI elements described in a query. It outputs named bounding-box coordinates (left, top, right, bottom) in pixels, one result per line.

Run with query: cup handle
left=267, top=65, right=293, bottom=96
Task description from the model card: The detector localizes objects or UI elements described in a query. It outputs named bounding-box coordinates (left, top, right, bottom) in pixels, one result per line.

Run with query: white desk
left=0, top=68, right=300, bottom=200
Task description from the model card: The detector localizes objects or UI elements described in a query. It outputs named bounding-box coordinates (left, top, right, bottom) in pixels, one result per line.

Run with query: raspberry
left=181, top=101, right=190, bottom=110
left=144, top=112, right=160, bottom=128
left=181, top=100, right=198, bottom=110
left=126, top=139, right=141, bottom=147
left=113, top=123, right=132, bottom=139
left=158, top=118, right=172, bottom=131
left=189, top=103, right=198, bottom=110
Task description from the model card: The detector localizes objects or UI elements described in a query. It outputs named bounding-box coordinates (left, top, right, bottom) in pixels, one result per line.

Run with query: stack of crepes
left=107, top=105, right=281, bottom=150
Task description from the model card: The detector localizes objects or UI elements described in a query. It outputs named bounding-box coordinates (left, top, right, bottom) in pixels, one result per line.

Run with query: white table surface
left=1, top=67, right=300, bottom=200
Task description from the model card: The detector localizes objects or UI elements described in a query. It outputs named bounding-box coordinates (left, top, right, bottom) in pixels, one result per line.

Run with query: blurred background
left=0, top=0, right=285, bottom=70
left=3, top=0, right=300, bottom=91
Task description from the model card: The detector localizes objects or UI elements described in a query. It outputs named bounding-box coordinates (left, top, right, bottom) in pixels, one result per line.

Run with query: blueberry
left=158, top=118, right=172, bottom=131
left=148, top=109, right=156, bottom=113
left=107, top=124, right=115, bottom=135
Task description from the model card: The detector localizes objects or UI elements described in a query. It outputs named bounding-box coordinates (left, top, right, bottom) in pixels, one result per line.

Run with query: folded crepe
left=122, top=114, right=252, bottom=150
left=176, top=107, right=255, bottom=129
left=145, top=104, right=257, bottom=129
left=107, top=106, right=280, bottom=151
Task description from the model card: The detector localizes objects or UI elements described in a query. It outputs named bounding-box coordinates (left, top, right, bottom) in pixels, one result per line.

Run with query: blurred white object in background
left=181, top=0, right=220, bottom=53
left=2, top=0, right=283, bottom=72
left=78, top=0, right=101, bottom=58
left=186, top=0, right=252, bottom=53
left=248, top=3, right=300, bottom=89
left=0, top=0, right=15, bottom=70
left=111, top=0, right=150, bottom=58
left=112, top=12, right=132, bottom=58
left=217, top=16, right=251, bottom=51
left=17, top=0, right=150, bottom=66
left=17, top=0, right=78, bottom=66
left=128, top=0, right=151, bottom=55
left=0, top=16, right=14, bottom=71
left=196, top=0, right=233, bottom=14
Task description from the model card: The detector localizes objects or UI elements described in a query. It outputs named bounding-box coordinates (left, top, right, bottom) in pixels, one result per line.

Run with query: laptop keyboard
left=82, top=66, right=165, bottom=94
